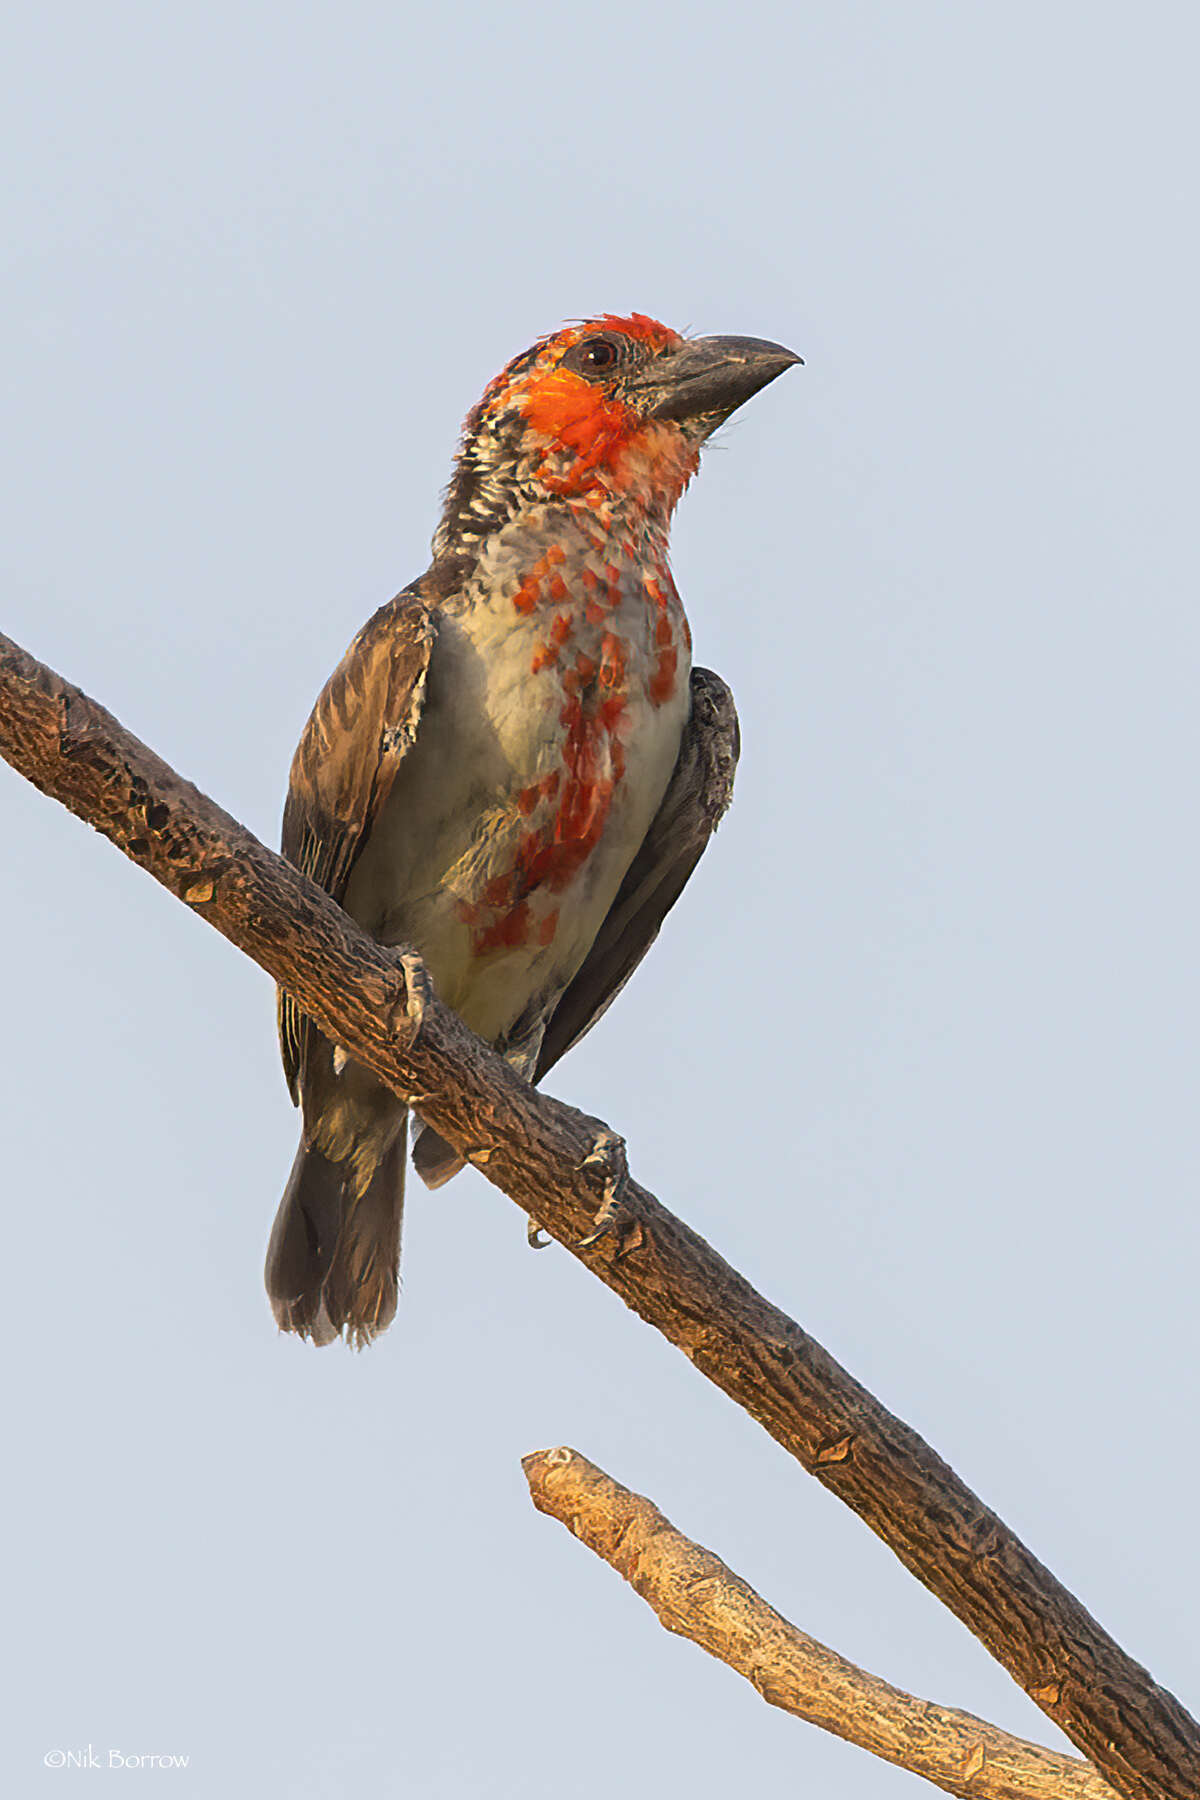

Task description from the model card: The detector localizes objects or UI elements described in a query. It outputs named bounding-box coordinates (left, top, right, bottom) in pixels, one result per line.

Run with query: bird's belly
left=343, top=589, right=690, bottom=1047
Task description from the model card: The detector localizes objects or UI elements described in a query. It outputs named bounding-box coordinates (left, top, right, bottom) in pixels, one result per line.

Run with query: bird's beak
left=632, top=335, right=802, bottom=430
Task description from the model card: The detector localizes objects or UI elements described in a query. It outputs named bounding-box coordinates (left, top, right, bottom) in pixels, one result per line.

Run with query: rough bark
left=523, top=1447, right=1119, bottom=1800
left=1, top=628, right=1196, bottom=1800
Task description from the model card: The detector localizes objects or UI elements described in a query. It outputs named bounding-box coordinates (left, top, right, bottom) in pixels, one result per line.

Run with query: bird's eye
left=580, top=336, right=620, bottom=372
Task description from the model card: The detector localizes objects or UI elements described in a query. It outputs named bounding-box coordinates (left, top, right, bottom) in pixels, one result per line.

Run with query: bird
left=265, top=312, right=800, bottom=1345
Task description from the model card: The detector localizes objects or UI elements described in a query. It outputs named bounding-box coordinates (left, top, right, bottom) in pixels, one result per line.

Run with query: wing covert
left=277, top=590, right=437, bottom=1099
left=534, top=666, right=740, bottom=1083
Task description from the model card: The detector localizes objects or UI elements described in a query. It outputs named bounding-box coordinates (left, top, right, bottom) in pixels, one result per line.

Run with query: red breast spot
left=654, top=614, right=674, bottom=647
left=599, top=631, right=629, bottom=688
left=581, top=571, right=606, bottom=620
left=648, top=646, right=678, bottom=706
left=474, top=901, right=532, bottom=954
left=550, top=612, right=573, bottom=649
left=574, top=652, right=597, bottom=683
left=482, top=871, right=517, bottom=909
left=538, top=908, right=560, bottom=947
left=514, top=548, right=570, bottom=614
left=513, top=575, right=540, bottom=615
left=530, top=642, right=556, bottom=673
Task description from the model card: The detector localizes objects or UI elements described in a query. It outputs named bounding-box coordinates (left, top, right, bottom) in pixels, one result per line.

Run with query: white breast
left=344, top=513, right=691, bottom=1048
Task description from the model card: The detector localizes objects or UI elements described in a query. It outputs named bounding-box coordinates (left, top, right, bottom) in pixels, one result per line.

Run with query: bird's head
left=434, top=314, right=800, bottom=560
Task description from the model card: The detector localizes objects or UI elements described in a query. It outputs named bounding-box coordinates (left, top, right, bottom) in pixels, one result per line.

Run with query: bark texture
left=1, top=629, right=1197, bottom=1800
left=524, top=1447, right=1119, bottom=1800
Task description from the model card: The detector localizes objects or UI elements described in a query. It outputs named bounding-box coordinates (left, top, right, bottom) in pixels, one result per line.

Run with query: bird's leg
left=394, top=950, right=429, bottom=1042
left=577, top=1130, right=630, bottom=1247
left=339, top=952, right=429, bottom=1082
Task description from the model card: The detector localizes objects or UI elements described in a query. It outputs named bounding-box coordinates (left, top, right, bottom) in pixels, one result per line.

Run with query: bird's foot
left=392, top=950, right=430, bottom=1047
left=577, top=1130, right=630, bottom=1247
left=527, top=1216, right=553, bottom=1250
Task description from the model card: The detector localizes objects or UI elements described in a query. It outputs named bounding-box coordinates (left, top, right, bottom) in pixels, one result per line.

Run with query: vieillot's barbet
left=267, top=313, right=800, bottom=1344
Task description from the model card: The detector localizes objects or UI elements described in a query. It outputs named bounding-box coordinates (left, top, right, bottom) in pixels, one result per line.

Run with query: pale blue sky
left=3, top=3, right=1198, bottom=1795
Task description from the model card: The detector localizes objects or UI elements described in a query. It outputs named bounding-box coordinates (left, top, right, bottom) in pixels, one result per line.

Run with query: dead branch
left=1, top=627, right=1196, bottom=1800
left=523, top=1447, right=1118, bottom=1800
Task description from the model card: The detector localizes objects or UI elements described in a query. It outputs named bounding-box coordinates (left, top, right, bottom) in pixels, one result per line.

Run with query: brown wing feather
left=277, top=588, right=437, bottom=1100
left=534, top=666, right=740, bottom=1083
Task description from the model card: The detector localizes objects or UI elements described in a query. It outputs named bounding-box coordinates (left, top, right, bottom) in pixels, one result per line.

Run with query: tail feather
left=411, top=1123, right=467, bottom=1190
left=265, top=1125, right=407, bottom=1347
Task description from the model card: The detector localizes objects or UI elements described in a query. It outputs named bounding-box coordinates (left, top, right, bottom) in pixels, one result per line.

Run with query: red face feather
left=477, top=314, right=699, bottom=513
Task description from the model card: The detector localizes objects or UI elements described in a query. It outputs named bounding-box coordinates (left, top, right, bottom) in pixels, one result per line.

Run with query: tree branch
left=1, top=627, right=1196, bottom=1800
left=523, top=1447, right=1118, bottom=1800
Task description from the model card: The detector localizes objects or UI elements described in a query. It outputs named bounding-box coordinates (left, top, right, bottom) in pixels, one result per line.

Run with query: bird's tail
left=265, top=1122, right=407, bottom=1347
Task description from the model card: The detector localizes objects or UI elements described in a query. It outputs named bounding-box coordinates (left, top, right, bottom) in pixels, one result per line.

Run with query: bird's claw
left=577, top=1130, right=630, bottom=1247
left=527, top=1217, right=553, bottom=1250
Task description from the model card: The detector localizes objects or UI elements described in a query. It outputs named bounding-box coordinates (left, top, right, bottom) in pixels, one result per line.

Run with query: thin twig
left=523, top=1447, right=1118, bottom=1800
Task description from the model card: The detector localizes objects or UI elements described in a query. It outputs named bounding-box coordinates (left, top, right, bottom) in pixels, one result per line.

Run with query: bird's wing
left=277, top=590, right=438, bottom=1101
left=533, top=666, right=740, bottom=1083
